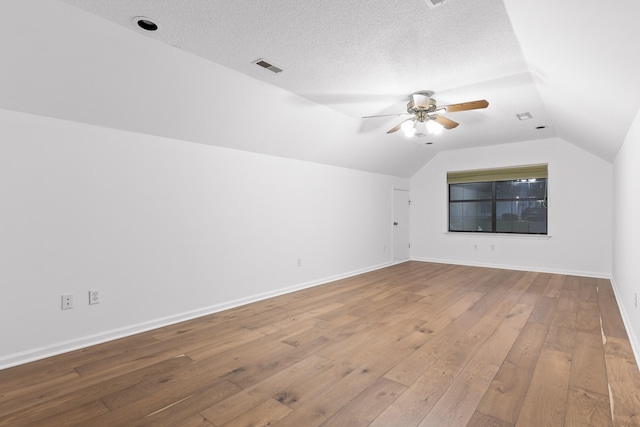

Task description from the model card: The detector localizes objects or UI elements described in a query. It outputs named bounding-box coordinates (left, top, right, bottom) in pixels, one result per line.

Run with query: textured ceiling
left=2, top=0, right=639, bottom=177
left=60, top=0, right=527, bottom=102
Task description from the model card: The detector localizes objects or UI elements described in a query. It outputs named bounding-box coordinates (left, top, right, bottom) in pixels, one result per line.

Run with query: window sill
left=444, top=232, right=552, bottom=240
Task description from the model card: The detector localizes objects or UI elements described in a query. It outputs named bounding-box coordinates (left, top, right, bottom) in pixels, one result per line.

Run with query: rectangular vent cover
left=253, top=59, right=283, bottom=74
left=424, top=0, right=451, bottom=8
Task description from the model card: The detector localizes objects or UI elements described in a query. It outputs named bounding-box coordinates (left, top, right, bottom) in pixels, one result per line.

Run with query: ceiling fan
left=362, top=90, right=489, bottom=137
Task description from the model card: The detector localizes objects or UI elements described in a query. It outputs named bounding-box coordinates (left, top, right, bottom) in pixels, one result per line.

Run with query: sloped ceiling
left=1, top=0, right=638, bottom=177
left=504, top=0, right=640, bottom=162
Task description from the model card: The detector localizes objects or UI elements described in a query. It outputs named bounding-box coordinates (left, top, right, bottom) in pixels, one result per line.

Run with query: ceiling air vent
left=253, top=59, right=283, bottom=74
left=424, top=0, right=451, bottom=8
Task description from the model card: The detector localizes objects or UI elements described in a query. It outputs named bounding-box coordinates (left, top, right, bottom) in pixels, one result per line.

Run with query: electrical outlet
left=61, top=293, right=73, bottom=310
left=491, top=245, right=495, bottom=251
left=473, top=244, right=478, bottom=251
left=89, top=290, right=100, bottom=305
left=297, top=258, right=302, bottom=267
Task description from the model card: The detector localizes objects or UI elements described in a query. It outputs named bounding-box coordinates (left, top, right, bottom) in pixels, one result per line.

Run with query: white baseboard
left=609, top=277, right=640, bottom=371
left=410, top=256, right=611, bottom=279
left=0, top=261, right=393, bottom=370
left=6, top=258, right=631, bottom=372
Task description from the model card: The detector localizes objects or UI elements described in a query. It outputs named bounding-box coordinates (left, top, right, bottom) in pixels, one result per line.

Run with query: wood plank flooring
left=1, top=262, right=639, bottom=426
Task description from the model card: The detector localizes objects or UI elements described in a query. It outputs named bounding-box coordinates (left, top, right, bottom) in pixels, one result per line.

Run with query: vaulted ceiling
left=2, top=0, right=639, bottom=177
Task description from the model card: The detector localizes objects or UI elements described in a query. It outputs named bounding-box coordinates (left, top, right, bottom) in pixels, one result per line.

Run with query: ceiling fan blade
left=387, top=118, right=415, bottom=134
left=433, top=115, right=459, bottom=129
left=362, top=112, right=411, bottom=119
left=442, top=100, right=489, bottom=113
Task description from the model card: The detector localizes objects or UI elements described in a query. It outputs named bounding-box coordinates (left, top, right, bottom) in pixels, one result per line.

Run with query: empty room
left=1, top=0, right=639, bottom=426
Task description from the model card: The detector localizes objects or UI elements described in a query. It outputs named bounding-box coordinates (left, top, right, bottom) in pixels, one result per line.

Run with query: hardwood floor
left=1, top=262, right=639, bottom=426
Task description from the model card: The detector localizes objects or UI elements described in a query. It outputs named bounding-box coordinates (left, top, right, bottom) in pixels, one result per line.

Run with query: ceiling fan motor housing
left=410, top=91, right=434, bottom=109
left=408, top=91, right=438, bottom=121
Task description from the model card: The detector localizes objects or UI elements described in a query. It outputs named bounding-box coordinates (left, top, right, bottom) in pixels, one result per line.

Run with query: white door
left=393, top=189, right=410, bottom=262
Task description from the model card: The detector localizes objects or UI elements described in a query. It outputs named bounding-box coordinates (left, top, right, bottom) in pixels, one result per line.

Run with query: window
left=448, top=164, right=548, bottom=234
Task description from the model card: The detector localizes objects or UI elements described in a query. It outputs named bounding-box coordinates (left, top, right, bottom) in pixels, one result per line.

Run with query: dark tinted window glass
left=449, top=178, right=547, bottom=234
left=496, top=179, right=546, bottom=199
left=450, top=182, right=492, bottom=201
left=449, top=201, right=493, bottom=232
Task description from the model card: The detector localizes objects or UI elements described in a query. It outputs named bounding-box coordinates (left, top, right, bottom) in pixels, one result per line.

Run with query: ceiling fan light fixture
left=426, top=120, right=443, bottom=135
left=402, top=120, right=417, bottom=137
left=363, top=90, right=487, bottom=135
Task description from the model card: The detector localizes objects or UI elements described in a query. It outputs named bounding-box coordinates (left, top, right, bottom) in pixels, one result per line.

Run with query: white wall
left=409, top=138, right=612, bottom=277
left=612, top=108, right=640, bottom=360
left=0, top=109, right=408, bottom=368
